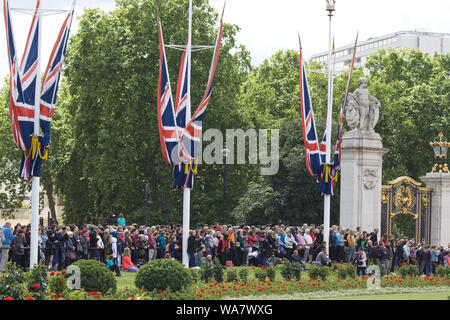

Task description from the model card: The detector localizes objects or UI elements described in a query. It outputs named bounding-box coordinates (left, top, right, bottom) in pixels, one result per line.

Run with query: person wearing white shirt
left=304, top=229, right=313, bottom=263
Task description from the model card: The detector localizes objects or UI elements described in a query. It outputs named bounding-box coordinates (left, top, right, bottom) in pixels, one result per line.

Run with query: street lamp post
left=222, top=144, right=231, bottom=225
left=323, top=0, right=336, bottom=256
left=430, top=132, right=450, bottom=173
left=144, top=182, right=152, bottom=226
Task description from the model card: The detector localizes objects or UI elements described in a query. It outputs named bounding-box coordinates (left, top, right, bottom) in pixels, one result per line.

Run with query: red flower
left=164, top=292, right=168, bottom=295
left=62, top=270, right=66, bottom=275
left=60, top=280, right=65, bottom=284
left=4, top=297, right=13, bottom=300
left=32, top=283, right=40, bottom=289
left=95, top=294, right=101, bottom=298
left=25, top=297, right=33, bottom=300
left=50, top=272, right=55, bottom=276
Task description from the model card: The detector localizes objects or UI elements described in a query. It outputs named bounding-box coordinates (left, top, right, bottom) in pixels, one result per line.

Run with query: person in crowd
left=290, top=249, right=307, bottom=270
left=13, top=228, right=27, bottom=270
left=1, top=222, right=14, bottom=272
left=356, top=247, right=367, bottom=276
left=336, top=229, right=345, bottom=263
left=430, top=245, right=439, bottom=275
left=106, top=254, right=122, bottom=277
left=6, top=218, right=450, bottom=278
left=284, top=229, right=297, bottom=259
left=313, top=247, right=331, bottom=267
left=187, top=230, right=197, bottom=268
left=156, top=230, right=167, bottom=260
left=258, top=234, right=270, bottom=267
left=385, top=242, right=394, bottom=274
left=304, top=229, right=313, bottom=263
left=122, top=247, right=138, bottom=272
left=117, top=214, right=126, bottom=229
left=347, top=230, right=356, bottom=263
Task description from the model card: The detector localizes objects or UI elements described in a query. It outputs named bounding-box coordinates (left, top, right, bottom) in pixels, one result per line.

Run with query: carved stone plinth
left=339, top=129, right=389, bottom=234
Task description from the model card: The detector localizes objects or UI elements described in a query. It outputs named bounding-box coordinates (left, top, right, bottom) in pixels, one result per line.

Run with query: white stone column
left=420, top=172, right=450, bottom=247
left=339, top=130, right=388, bottom=234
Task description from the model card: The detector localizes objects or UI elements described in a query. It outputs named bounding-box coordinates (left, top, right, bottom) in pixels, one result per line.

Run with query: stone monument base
left=339, top=129, right=388, bottom=233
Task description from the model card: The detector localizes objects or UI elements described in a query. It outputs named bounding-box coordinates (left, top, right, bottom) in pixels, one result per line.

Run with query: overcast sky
left=0, top=0, right=449, bottom=78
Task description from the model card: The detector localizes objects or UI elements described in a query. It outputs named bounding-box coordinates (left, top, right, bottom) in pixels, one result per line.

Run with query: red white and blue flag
left=4, top=0, right=41, bottom=180
left=3, top=0, right=73, bottom=180
left=299, top=35, right=321, bottom=178
left=40, top=7, right=74, bottom=149
left=179, top=16, right=223, bottom=163
left=299, top=33, right=358, bottom=195
left=157, top=9, right=224, bottom=189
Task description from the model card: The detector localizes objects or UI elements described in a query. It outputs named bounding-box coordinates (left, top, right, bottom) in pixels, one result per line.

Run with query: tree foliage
left=364, top=49, right=450, bottom=182
left=59, top=0, right=251, bottom=225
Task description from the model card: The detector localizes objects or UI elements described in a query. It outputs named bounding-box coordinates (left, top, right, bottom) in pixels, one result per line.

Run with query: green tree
left=231, top=50, right=362, bottom=225
left=364, top=49, right=450, bottom=183
left=0, top=81, right=31, bottom=217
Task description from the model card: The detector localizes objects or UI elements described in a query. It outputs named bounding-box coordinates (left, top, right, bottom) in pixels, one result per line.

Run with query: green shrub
left=26, top=263, right=48, bottom=300
left=335, top=263, right=357, bottom=279
left=199, top=262, right=214, bottom=283
left=48, top=271, right=68, bottom=296
left=212, top=259, right=224, bottom=283
left=238, top=268, right=249, bottom=283
left=254, top=267, right=267, bottom=281
left=135, top=259, right=193, bottom=292
left=267, top=266, right=277, bottom=282
left=308, top=265, right=329, bottom=280
left=434, top=265, right=450, bottom=277
left=189, top=268, right=200, bottom=283
left=280, top=259, right=301, bottom=281
left=72, top=259, right=116, bottom=293
left=397, top=264, right=418, bottom=278
left=0, top=262, right=26, bottom=300
left=225, top=269, right=239, bottom=283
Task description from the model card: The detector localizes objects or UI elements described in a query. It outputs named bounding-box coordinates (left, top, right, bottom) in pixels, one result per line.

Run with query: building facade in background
left=309, top=31, right=450, bottom=71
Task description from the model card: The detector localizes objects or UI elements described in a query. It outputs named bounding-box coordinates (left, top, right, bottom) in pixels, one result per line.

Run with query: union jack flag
left=179, top=18, right=223, bottom=163
left=3, top=0, right=41, bottom=180
left=299, top=33, right=357, bottom=195
left=40, top=7, right=74, bottom=148
left=298, top=36, right=321, bottom=178
left=157, top=18, right=179, bottom=166
left=3, top=0, right=73, bottom=180
left=157, top=10, right=224, bottom=189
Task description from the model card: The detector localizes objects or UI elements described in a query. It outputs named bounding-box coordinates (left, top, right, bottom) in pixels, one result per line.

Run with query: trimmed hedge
left=135, top=259, right=193, bottom=292
left=72, top=259, right=117, bottom=293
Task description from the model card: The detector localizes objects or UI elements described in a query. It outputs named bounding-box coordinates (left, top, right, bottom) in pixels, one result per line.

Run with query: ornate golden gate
left=381, top=177, right=432, bottom=244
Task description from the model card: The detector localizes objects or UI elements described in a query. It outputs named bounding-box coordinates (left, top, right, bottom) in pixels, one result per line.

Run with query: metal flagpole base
left=182, top=187, right=191, bottom=268
left=30, top=176, right=40, bottom=269
left=324, top=194, right=331, bottom=254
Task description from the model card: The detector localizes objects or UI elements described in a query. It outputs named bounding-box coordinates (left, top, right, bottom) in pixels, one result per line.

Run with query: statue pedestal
left=339, top=130, right=388, bottom=234
left=420, top=173, right=450, bottom=247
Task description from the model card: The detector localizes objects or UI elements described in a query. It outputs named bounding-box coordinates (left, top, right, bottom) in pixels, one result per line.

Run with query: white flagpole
left=182, top=0, right=193, bottom=269
left=30, top=9, right=42, bottom=270
left=323, top=1, right=335, bottom=255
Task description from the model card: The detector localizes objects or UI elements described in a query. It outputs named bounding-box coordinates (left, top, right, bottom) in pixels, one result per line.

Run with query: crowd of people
left=1, top=215, right=449, bottom=277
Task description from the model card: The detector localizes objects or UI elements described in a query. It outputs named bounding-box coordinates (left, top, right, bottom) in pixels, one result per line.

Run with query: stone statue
left=346, top=77, right=381, bottom=133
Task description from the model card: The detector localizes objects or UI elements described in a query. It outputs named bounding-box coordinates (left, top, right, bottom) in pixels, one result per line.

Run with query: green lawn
left=116, top=271, right=137, bottom=290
